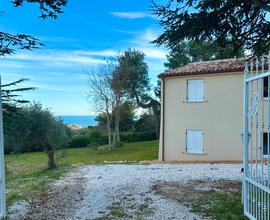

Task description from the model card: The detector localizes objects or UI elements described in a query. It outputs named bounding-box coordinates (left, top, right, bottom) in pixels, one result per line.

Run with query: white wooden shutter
left=186, top=130, right=203, bottom=154
left=196, top=80, right=204, bottom=101
left=187, top=80, right=204, bottom=101
left=187, top=80, right=196, bottom=101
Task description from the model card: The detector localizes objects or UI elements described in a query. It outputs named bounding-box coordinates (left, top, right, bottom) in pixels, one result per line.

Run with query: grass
left=192, top=190, right=248, bottom=220
left=5, top=140, right=158, bottom=205
left=65, top=140, right=158, bottom=164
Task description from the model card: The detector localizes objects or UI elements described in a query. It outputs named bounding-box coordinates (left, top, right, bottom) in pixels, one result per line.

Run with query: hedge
left=119, top=131, right=157, bottom=143
left=70, top=135, right=89, bottom=148
left=70, top=130, right=157, bottom=148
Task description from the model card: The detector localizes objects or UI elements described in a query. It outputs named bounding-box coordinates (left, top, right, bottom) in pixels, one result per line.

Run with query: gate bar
left=244, top=63, right=249, bottom=213
left=0, top=76, right=6, bottom=218
left=245, top=177, right=270, bottom=194
left=246, top=71, right=270, bottom=83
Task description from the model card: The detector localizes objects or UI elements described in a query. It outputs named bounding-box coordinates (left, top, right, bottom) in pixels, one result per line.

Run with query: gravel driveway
left=8, top=163, right=242, bottom=220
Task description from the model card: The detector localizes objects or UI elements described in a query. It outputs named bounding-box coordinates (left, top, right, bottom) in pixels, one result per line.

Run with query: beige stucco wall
left=159, top=72, right=244, bottom=161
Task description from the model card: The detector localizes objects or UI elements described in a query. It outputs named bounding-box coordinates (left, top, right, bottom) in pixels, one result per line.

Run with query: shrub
left=114, top=141, right=124, bottom=148
left=88, top=130, right=107, bottom=146
left=70, top=135, right=89, bottom=148
left=4, top=103, right=71, bottom=160
left=69, top=130, right=157, bottom=149
left=120, top=131, right=157, bottom=143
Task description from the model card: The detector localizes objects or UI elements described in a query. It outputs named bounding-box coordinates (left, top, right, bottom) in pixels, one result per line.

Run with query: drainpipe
left=162, top=78, right=165, bottom=162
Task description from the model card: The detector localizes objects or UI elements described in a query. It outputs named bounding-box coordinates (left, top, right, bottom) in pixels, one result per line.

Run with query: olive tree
left=19, top=103, right=68, bottom=169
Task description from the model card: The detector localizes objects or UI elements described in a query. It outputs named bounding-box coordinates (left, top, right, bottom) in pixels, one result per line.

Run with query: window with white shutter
left=187, top=79, right=204, bottom=102
left=186, top=130, right=203, bottom=154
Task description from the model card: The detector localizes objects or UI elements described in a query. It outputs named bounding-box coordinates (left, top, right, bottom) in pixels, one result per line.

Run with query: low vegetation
left=153, top=179, right=246, bottom=220
left=192, top=190, right=247, bottom=220
left=5, top=140, right=158, bottom=205
left=71, top=130, right=157, bottom=148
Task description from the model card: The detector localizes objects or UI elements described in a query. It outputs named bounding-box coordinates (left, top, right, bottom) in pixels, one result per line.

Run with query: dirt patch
left=22, top=168, right=87, bottom=220
left=152, top=179, right=242, bottom=207
left=93, top=186, right=155, bottom=219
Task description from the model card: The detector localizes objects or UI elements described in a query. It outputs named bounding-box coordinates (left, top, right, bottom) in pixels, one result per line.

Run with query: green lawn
left=5, top=140, right=158, bottom=205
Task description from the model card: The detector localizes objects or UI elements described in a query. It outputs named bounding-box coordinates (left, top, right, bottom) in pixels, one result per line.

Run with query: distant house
left=158, top=59, right=247, bottom=162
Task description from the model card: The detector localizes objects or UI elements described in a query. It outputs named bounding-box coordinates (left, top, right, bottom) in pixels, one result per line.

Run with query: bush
left=114, top=141, right=124, bottom=148
left=70, top=130, right=107, bottom=148
left=70, top=135, right=89, bottom=148
left=69, top=130, right=157, bottom=149
left=120, top=131, right=157, bottom=143
left=4, top=103, right=71, bottom=155
left=88, top=130, right=107, bottom=146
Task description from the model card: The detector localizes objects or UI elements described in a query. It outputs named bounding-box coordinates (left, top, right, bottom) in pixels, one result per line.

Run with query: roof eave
left=158, top=68, right=245, bottom=79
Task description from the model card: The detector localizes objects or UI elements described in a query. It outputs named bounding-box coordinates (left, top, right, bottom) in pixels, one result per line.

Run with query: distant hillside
left=67, top=124, right=87, bottom=131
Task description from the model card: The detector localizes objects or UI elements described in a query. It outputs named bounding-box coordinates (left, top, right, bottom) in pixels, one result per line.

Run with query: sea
left=56, top=115, right=96, bottom=126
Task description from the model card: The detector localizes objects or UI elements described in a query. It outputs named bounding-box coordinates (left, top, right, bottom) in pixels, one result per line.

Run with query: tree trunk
left=112, top=111, right=118, bottom=148
left=112, top=126, right=120, bottom=146
left=115, top=110, right=120, bottom=142
left=113, top=95, right=121, bottom=146
left=47, top=148, right=56, bottom=169
left=105, top=98, right=112, bottom=150
left=107, top=118, right=112, bottom=150
left=115, top=105, right=120, bottom=142
left=113, top=130, right=116, bottom=148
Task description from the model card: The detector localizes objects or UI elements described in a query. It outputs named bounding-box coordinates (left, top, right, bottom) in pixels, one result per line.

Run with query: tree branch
left=12, top=0, right=67, bottom=19
left=133, top=88, right=160, bottom=109
left=0, top=32, right=43, bottom=56
left=254, top=0, right=270, bottom=12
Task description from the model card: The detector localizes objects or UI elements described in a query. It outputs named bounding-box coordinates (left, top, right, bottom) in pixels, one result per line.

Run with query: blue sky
left=1, top=0, right=167, bottom=115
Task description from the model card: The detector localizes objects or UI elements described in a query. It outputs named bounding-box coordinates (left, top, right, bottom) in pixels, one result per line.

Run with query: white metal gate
left=244, top=54, right=270, bottom=219
left=0, top=76, right=6, bottom=218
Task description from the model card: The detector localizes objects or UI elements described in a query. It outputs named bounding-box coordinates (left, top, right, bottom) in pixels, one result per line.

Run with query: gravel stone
left=74, top=163, right=242, bottom=219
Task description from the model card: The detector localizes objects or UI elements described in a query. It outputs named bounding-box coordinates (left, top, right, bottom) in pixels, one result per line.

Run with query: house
left=158, top=59, right=248, bottom=162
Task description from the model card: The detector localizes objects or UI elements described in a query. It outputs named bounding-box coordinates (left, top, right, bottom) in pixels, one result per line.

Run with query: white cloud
left=0, top=60, right=27, bottom=69
left=76, top=50, right=118, bottom=57
left=1, top=30, right=166, bottom=71
left=113, top=29, right=137, bottom=35
left=130, top=29, right=168, bottom=59
left=37, top=36, right=77, bottom=44
left=140, top=47, right=167, bottom=59
left=110, top=12, right=153, bottom=19
left=140, top=29, right=158, bottom=42
left=2, top=50, right=107, bottom=68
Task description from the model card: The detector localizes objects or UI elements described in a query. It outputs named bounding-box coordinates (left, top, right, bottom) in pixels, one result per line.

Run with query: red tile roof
left=159, top=58, right=246, bottom=78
